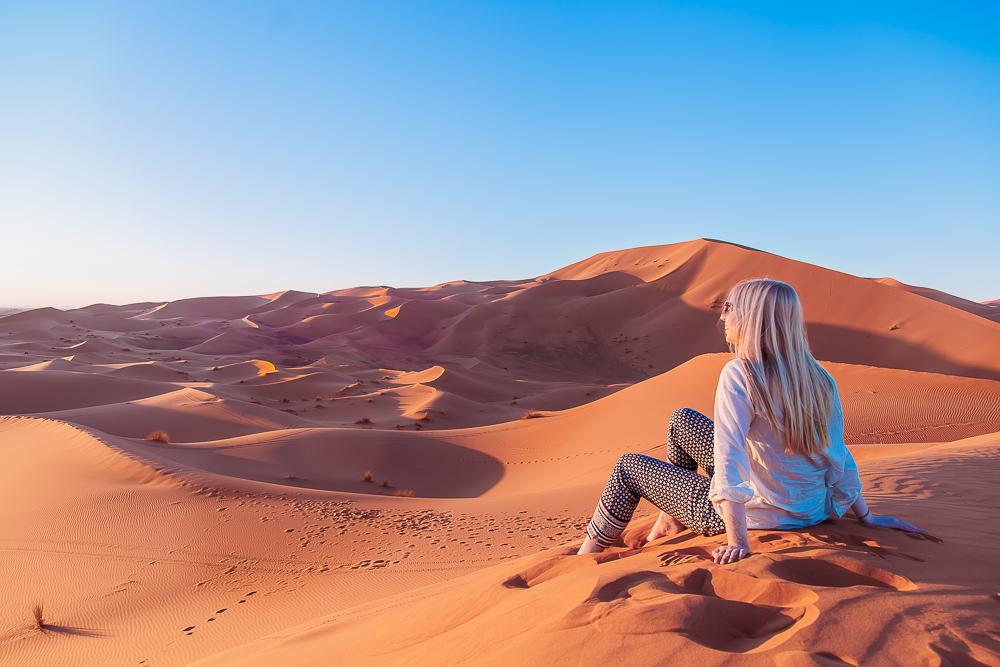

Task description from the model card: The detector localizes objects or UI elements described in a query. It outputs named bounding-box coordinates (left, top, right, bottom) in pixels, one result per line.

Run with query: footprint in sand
left=566, top=567, right=820, bottom=653
left=765, top=554, right=916, bottom=591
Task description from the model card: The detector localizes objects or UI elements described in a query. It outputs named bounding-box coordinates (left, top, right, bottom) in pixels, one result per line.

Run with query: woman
left=577, top=277, right=928, bottom=563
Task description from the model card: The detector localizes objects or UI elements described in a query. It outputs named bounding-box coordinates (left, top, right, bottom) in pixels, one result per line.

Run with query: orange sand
left=1, top=239, right=998, bottom=666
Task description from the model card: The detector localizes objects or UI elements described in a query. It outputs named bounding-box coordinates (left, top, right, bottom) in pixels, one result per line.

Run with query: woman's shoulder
left=716, top=358, right=752, bottom=403
left=720, top=357, right=748, bottom=385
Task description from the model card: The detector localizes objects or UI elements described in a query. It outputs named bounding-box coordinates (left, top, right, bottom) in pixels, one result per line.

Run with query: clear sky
left=2, top=1, right=998, bottom=308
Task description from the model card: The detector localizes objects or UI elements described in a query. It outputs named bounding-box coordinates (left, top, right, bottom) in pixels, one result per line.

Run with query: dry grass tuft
left=381, top=480, right=390, bottom=488
left=394, top=488, right=415, bottom=497
left=521, top=410, right=546, bottom=420
left=362, top=470, right=373, bottom=483
left=355, top=417, right=373, bottom=425
left=146, top=430, right=170, bottom=443
left=32, top=603, right=45, bottom=632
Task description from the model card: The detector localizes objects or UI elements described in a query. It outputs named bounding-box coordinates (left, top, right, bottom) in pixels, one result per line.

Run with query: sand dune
left=2, top=239, right=998, bottom=666
left=0, top=369, right=171, bottom=413
left=875, top=276, right=1000, bottom=323
left=37, top=387, right=305, bottom=442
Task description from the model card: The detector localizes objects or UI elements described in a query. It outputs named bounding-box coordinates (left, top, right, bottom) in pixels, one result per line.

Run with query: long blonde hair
left=724, top=278, right=835, bottom=457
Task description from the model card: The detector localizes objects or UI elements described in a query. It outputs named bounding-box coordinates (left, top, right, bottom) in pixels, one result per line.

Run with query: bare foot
left=576, top=535, right=605, bottom=555
left=644, top=513, right=685, bottom=545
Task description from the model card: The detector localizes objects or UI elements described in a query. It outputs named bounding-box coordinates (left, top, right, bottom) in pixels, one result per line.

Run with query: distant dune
left=1, top=238, right=998, bottom=666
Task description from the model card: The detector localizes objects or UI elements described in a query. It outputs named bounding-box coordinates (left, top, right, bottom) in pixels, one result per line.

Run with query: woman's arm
left=851, top=495, right=872, bottom=523
left=712, top=500, right=751, bottom=564
left=709, top=361, right=756, bottom=565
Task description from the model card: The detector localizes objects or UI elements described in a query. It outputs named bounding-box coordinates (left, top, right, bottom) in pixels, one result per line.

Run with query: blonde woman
left=577, top=277, right=929, bottom=562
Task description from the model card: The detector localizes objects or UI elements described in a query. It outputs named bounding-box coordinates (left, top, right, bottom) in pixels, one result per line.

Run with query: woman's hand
left=712, top=544, right=751, bottom=564
left=865, top=514, right=932, bottom=536
left=717, top=499, right=751, bottom=564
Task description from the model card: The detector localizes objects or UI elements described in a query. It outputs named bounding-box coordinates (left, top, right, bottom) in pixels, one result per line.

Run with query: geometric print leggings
left=585, top=407, right=727, bottom=548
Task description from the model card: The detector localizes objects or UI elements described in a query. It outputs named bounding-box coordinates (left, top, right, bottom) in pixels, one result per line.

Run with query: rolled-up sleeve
left=709, top=360, right=756, bottom=506
left=825, top=379, right=863, bottom=515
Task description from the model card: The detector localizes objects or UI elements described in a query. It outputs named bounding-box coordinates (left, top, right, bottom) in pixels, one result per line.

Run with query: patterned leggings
left=585, top=407, right=727, bottom=548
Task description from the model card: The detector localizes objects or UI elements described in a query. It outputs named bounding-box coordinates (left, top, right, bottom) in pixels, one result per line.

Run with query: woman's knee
left=616, top=452, right=642, bottom=470
left=670, top=406, right=702, bottom=425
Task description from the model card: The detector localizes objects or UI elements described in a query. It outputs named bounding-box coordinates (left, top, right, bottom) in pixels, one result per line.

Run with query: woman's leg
left=582, top=452, right=725, bottom=552
left=666, top=407, right=715, bottom=474
left=645, top=407, right=719, bottom=542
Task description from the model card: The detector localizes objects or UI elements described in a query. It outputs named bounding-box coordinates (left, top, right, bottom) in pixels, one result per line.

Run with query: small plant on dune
left=31, top=603, right=46, bottom=632
left=362, top=470, right=374, bottom=483
left=355, top=417, right=372, bottom=425
left=381, top=480, right=390, bottom=488
left=146, top=430, right=170, bottom=443
left=394, top=488, right=414, bottom=497
left=280, top=398, right=290, bottom=404
left=521, top=410, right=546, bottom=420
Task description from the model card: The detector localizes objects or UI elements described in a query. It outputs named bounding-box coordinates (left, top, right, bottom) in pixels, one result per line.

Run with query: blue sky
left=2, top=1, right=998, bottom=308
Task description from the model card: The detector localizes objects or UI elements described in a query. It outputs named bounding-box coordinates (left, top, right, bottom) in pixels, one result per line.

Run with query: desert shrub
left=32, top=603, right=45, bottom=631
left=355, top=417, right=373, bottom=425
left=146, top=430, right=170, bottom=443
left=521, top=410, right=546, bottom=419
left=394, top=488, right=414, bottom=497
left=362, top=470, right=373, bottom=482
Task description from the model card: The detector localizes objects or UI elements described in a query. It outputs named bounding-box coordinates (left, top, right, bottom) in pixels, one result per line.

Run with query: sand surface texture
left=2, top=239, right=998, bottom=666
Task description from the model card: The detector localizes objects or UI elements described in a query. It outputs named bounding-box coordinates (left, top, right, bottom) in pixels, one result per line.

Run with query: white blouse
left=708, top=358, right=863, bottom=529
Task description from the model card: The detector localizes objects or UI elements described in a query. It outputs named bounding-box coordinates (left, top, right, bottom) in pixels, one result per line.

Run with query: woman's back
left=709, top=358, right=862, bottom=529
